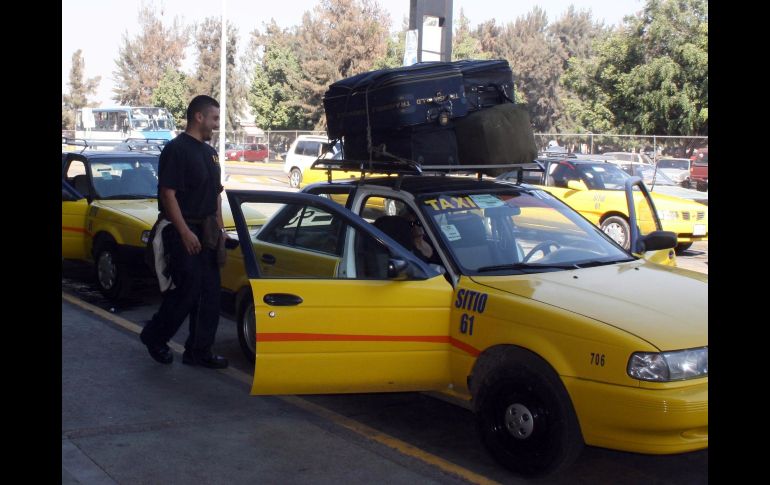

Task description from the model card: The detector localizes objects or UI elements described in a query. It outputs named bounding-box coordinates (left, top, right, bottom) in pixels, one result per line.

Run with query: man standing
left=140, top=95, right=228, bottom=369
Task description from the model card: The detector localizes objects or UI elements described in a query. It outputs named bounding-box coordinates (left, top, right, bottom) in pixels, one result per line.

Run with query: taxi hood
left=96, top=199, right=158, bottom=227
left=472, top=261, right=707, bottom=350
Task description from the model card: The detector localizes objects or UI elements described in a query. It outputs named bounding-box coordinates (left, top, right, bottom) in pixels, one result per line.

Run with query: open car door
left=62, top=180, right=90, bottom=260
left=226, top=190, right=453, bottom=395
left=625, top=176, right=678, bottom=264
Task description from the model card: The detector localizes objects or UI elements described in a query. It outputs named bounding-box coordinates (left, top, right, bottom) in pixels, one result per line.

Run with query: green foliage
left=373, top=30, right=407, bottom=69
left=493, top=7, right=567, bottom=132
left=151, top=69, right=190, bottom=129
left=293, top=0, right=391, bottom=129
left=188, top=17, right=249, bottom=133
left=452, top=9, right=489, bottom=61
left=62, top=49, right=100, bottom=130
left=247, top=23, right=305, bottom=130
left=563, top=0, right=708, bottom=136
left=112, top=3, right=188, bottom=105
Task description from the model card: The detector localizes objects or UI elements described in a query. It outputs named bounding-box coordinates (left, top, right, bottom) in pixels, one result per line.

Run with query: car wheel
left=696, top=181, right=707, bottom=192
left=237, top=299, right=256, bottom=362
left=94, top=241, right=129, bottom=301
left=289, top=168, right=302, bottom=188
left=475, top=353, right=583, bottom=478
left=600, top=216, right=630, bottom=250
left=675, top=242, right=693, bottom=254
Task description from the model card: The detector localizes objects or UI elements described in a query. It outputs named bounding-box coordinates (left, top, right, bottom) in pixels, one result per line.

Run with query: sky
left=62, top=0, right=645, bottom=105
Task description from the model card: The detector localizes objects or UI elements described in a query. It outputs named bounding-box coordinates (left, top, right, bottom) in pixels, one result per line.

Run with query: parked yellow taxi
left=221, top=163, right=707, bottom=478
left=62, top=150, right=264, bottom=300
left=498, top=158, right=708, bottom=254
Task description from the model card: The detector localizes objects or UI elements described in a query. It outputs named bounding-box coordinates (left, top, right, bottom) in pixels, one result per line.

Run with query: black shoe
left=182, top=352, right=228, bottom=369
left=140, top=333, right=173, bottom=364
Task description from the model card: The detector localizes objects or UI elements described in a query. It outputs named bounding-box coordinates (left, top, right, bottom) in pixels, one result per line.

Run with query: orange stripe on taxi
left=257, top=333, right=481, bottom=357
left=62, top=226, right=90, bottom=234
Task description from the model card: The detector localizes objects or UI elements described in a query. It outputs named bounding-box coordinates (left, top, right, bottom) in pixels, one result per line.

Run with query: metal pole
left=218, top=0, right=227, bottom=185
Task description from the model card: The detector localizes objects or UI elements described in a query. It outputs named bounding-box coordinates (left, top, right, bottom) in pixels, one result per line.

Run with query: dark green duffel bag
left=455, top=103, right=537, bottom=176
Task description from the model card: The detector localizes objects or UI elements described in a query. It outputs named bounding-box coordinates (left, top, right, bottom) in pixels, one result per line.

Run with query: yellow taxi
left=62, top=150, right=264, bottom=300
left=221, top=164, right=707, bottom=478
left=498, top=158, right=708, bottom=254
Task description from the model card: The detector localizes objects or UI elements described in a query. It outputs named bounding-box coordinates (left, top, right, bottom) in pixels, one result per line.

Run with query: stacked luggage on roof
left=323, top=59, right=537, bottom=175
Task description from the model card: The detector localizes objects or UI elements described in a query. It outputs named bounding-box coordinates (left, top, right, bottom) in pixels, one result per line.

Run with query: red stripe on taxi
left=256, top=333, right=481, bottom=357
left=62, top=226, right=90, bottom=234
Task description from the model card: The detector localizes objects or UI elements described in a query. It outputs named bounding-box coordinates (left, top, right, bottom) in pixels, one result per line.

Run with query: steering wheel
left=522, top=240, right=561, bottom=263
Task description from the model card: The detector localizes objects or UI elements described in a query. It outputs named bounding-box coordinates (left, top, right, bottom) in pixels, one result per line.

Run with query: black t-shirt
left=157, top=132, right=223, bottom=220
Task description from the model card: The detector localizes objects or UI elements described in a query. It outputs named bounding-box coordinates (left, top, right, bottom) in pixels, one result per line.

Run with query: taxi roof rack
left=310, top=157, right=542, bottom=184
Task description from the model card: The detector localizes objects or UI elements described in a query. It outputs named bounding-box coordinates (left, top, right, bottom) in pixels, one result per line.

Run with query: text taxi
left=223, top=172, right=707, bottom=478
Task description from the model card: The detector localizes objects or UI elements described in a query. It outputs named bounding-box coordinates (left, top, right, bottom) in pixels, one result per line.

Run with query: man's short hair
left=186, top=95, right=220, bottom=123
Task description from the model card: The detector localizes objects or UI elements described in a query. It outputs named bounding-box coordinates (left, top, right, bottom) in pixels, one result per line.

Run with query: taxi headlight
left=627, top=347, right=708, bottom=382
left=657, top=210, right=679, bottom=220
left=141, top=230, right=151, bottom=244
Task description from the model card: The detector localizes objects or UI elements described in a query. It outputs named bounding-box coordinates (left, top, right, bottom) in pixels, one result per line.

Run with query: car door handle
left=263, top=293, right=303, bottom=306
left=261, top=253, right=276, bottom=265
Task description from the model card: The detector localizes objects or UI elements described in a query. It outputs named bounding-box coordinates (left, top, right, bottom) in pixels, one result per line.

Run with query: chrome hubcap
left=97, top=251, right=117, bottom=290
left=603, top=223, right=627, bottom=247
left=504, top=403, right=534, bottom=439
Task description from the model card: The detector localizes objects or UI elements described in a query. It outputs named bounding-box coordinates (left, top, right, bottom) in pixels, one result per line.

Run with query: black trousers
left=141, top=224, right=221, bottom=357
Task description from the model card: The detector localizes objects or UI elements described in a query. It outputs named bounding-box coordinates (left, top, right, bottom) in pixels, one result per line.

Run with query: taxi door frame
left=226, top=190, right=454, bottom=395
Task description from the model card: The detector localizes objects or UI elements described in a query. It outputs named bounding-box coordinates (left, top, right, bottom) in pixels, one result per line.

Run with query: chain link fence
left=533, top=133, right=708, bottom=161
left=65, top=128, right=707, bottom=163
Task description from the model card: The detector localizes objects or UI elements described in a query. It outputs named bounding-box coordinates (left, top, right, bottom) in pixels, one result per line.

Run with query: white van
left=283, top=135, right=339, bottom=188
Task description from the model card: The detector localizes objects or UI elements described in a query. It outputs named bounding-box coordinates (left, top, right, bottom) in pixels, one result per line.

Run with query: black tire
left=600, top=215, right=630, bottom=250
left=696, top=181, right=707, bottom=192
left=675, top=242, right=693, bottom=254
left=237, top=299, right=256, bottom=362
left=93, top=241, right=130, bottom=301
left=475, top=351, right=584, bottom=478
left=289, top=168, right=302, bottom=188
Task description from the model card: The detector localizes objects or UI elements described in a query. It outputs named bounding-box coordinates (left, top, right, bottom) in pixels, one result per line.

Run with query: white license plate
left=693, top=224, right=706, bottom=236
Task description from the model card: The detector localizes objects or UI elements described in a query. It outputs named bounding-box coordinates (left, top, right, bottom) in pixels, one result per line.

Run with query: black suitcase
left=343, top=124, right=458, bottom=165
left=324, top=63, right=468, bottom=141
left=451, top=59, right=515, bottom=111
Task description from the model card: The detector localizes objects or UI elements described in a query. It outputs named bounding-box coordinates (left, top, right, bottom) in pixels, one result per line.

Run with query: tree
left=188, top=17, right=249, bottom=134
left=247, top=22, right=305, bottom=130
left=563, top=0, right=708, bottom=136
left=151, top=69, right=190, bottom=129
left=62, top=49, right=101, bottom=130
left=112, top=3, right=188, bottom=105
left=495, top=7, right=567, bottom=132
left=452, top=9, right=488, bottom=61
left=548, top=7, right=608, bottom=131
left=294, top=0, right=391, bottom=129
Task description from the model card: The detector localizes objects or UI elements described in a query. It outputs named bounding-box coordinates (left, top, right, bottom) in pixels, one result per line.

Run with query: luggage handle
left=470, top=83, right=515, bottom=107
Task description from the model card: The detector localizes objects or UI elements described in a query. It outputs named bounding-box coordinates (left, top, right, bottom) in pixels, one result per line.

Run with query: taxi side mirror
left=387, top=258, right=409, bottom=280
left=639, top=230, right=677, bottom=252
left=567, top=180, right=587, bottom=191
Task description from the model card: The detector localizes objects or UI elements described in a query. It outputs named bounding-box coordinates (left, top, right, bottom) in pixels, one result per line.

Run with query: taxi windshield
left=88, top=157, right=159, bottom=199
left=418, top=190, right=631, bottom=275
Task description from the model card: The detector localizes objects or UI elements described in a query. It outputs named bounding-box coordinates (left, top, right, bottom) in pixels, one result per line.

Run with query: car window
left=294, top=141, right=307, bottom=154
left=243, top=200, right=399, bottom=280
left=302, top=141, right=321, bottom=157
left=418, top=190, right=630, bottom=274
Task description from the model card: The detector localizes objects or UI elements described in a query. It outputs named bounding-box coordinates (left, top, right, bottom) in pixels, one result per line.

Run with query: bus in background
left=75, top=107, right=177, bottom=144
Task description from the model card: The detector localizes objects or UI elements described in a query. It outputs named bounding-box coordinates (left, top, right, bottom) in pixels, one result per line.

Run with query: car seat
left=373, top=216, right=414, bottom=251
left=121, top=168, right=157, bottom=195
left=445, top=213, right=498, bottom=270
left=72, top=174, right=91, bottom=197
